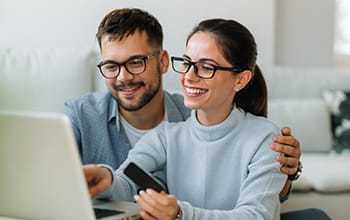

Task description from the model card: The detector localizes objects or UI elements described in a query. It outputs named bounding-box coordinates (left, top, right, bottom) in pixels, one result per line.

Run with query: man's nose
left=117, top=65, right=134, bottom=81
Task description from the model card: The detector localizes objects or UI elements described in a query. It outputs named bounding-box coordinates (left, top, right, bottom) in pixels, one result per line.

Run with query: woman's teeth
left=185, top=87, right=206, bottom=94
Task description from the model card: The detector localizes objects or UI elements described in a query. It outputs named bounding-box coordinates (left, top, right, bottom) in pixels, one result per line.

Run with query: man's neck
left=119, top=90, right=165, bottom=130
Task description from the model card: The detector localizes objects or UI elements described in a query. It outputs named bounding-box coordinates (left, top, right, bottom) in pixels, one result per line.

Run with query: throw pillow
left=323, top=89, right=350, bottom=153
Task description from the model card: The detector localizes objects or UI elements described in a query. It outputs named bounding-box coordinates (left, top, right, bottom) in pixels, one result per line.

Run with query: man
left=64, top=8, right=301, bottom=200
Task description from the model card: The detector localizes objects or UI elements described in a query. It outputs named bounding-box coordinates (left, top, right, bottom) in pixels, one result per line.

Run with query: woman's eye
left=182, top=62, right=191, bottom=67
left=201, top=64, right=214, bottom=72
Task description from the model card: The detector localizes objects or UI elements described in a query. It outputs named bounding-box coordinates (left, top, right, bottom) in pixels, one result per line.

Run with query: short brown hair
left=96, top=8, right=163, bottom=49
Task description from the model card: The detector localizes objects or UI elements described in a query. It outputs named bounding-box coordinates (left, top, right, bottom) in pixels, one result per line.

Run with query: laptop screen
left=0, top=112, right=140, bottom=220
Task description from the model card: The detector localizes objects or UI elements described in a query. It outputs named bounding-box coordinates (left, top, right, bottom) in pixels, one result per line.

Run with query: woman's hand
left=134, top=189, right=180, bottom=220
left=270, top=127, right=301, bottom=175
left=83, top=164, right=113, bottom=198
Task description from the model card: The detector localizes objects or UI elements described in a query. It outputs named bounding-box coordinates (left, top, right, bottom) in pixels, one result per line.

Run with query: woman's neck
left=196, top=104, right=234, bottom=126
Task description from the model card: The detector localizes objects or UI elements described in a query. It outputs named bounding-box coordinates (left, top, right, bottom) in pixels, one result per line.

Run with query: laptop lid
left=0, top=112, right=140, bottom=220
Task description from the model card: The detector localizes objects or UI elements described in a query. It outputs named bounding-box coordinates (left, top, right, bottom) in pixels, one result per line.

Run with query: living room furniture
left=265, top=66, right=350, bottom=220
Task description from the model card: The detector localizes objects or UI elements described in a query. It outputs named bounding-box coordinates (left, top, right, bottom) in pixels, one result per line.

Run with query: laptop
left=0, top=111, right=141, bottom=220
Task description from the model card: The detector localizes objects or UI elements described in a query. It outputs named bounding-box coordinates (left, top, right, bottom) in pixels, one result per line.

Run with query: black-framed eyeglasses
left=97, top=51, right=161, bottom=79
left=171, top=56, right=243, bottom=79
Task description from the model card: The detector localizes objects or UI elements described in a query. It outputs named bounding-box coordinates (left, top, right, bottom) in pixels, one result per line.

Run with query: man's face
left=100, top=31, right=168, bottom=111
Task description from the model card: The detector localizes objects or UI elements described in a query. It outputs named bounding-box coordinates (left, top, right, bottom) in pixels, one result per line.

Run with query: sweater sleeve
left=100, top=124, right=168, bottom=201
left=177, top=130, right=287, bottom=220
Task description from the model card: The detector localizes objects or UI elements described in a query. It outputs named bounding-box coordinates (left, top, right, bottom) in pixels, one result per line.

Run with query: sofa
left=1, top=48, right=350, bottom=220
left=265, top=66, right=350, bottom=220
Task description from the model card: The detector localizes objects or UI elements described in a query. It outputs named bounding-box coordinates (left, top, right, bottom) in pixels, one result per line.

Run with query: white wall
left=0, top=0, right=276, bottom=70
left=275, top=0, right=335, bottom=67
left=0, top=0, right=337, bottom=68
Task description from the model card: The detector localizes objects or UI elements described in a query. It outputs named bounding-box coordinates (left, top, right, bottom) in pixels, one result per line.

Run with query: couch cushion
left=323, top=89, right=350, bottom=153
left=0, top=48, right=98, bottom=112
left=268, top=98, right=332, bottom=152
left=293, top=153, right=350, bottom=192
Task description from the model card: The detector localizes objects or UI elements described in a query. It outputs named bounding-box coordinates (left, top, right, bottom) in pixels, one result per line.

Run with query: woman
left=85, top=18, right=286, bottom=220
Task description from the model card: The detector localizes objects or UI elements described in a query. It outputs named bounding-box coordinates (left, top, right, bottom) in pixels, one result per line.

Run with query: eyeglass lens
left=100, top=58, right=146, bottom=78
left=172, top=58, right=215, bottom=78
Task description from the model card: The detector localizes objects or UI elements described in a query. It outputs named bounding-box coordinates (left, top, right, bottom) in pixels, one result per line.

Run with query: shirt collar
left=106, top=94, right=120, bottom=131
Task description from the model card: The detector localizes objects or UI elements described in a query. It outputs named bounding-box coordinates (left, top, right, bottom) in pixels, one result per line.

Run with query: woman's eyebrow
left=183, top=54, right=218, bottom=64
left=183, top=54, right=191, bottom=60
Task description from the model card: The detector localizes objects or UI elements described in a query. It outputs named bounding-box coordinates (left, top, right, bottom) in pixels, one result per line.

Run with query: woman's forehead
left=185, top=32, right=229, bottom=65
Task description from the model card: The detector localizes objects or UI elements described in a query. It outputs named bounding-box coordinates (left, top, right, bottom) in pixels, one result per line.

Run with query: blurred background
left=1, top=0, right=348, bottom=71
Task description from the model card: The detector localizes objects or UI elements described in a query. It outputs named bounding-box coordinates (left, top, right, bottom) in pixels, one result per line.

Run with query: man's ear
left=159, top=50, right=169, bottom=74
left=235, top=70, right=252, bottom=91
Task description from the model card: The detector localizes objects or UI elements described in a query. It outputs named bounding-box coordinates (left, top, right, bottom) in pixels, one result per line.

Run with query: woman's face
left=180, top=32, right=240, bottom=119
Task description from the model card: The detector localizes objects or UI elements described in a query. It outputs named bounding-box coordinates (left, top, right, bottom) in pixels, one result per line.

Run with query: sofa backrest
left=0, top=48, right=101, bottom=112
left=265, top=65, right=350, bottom=99
left=0, top=48, right=183, bottom=113
left=265, top=66, right=350, bottom=153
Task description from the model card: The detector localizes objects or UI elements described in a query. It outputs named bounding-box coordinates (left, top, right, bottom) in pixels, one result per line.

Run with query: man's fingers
left=280, top=166, right=298, bottom=176
left=277, top=155, right=299, bottom=175
left=277, top=155, right=299, bottom=168
left=281, top=127, right=291, bottom=136
left=271, top=143, right=299, bottom=157
left=273, top=135, right=300, bottom=149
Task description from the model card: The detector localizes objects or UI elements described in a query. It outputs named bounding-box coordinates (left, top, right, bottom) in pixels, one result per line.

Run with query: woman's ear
left=235, top=70, right=252, bottom=91
left=159, top=50, right=169, bottom=74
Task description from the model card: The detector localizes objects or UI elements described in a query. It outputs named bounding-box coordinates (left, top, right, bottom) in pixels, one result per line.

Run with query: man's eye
left=128, top=59, right=144, bottom=66
left=104, top=64, right=118, bottom=71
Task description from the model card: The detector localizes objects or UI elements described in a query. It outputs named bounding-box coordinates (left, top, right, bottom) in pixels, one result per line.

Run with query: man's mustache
left=113, top=81, right=144, bottom=90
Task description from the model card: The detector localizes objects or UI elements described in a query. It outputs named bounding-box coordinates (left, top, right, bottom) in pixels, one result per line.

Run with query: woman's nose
left=184, top=64, right=199, bottom=81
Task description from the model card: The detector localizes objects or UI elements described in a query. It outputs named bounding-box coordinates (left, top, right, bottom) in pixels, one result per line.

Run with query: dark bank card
left=123, top=162, right=163, bottom=193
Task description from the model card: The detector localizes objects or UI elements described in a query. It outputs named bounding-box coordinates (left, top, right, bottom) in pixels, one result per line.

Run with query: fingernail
left=134, top=195, right=139, bottom=201
left=146, top=189, right=152, bottom=195
left=139, top=190, right=145, bottom=195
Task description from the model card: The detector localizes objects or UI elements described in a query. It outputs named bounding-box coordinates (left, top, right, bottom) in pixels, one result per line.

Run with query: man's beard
left=114, top=71, right=162, bottom=112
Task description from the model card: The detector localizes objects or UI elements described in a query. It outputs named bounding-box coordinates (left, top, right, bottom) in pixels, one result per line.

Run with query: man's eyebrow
left=99, top=60, right=118, bottom=65
left=128, top=54, right=147, bottom=60
left=101, top=54, right=146, bottom=64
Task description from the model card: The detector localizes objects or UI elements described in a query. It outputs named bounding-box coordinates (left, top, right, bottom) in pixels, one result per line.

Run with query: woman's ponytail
left=235, top=65, right=267, bottom=117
